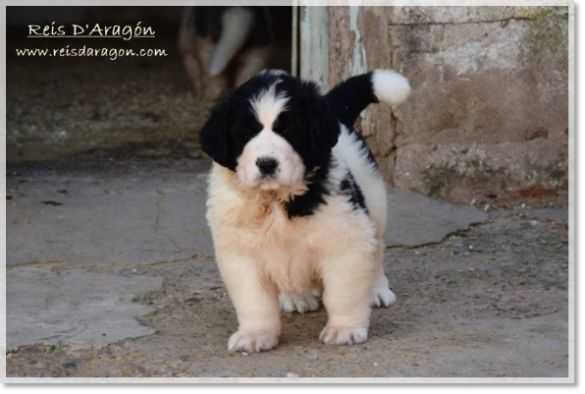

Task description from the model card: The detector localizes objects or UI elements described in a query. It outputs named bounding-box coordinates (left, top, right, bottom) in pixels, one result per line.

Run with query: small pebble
left=286, top=372, right=299, bottom=378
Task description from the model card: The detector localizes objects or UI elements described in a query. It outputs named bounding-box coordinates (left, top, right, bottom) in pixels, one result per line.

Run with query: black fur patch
left=326, top=73, right=378, bottom=129
left=339, top=172, right=368, bottom=213
left=283, top=160, right=332, bottom=219
left=325, top=72, right=380, bottom=169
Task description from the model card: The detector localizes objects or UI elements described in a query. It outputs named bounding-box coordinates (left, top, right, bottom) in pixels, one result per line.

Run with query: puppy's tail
left=209, top=7, right=255, bottom=77
left=326, top=69, right=411, bottom=128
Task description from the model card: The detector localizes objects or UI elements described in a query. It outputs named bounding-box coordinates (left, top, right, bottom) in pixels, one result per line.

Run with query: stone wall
left=324, top=6, right=569, bottom=204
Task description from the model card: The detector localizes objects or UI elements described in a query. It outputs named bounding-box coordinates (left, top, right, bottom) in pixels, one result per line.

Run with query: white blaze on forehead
left=249, top=83, right=289, bottom=130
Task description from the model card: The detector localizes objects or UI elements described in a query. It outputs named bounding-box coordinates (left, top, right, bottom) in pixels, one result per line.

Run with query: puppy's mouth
left=256, top=174, right=282, bottom=191
left=259, top=173, right=277, bottom=180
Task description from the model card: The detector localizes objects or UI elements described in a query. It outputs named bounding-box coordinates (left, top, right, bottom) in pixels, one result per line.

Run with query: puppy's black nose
left=256, top=157, right=278, bottom=175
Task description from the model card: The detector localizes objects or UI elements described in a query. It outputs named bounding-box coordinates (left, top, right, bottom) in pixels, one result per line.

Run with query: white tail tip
left=372, top=69, right=411, bottom=106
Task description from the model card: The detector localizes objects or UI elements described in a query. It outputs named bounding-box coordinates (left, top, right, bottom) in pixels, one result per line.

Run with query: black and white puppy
left=200, top=69, right=411, bottom=352
left=179, top=6, right=273, bottom=99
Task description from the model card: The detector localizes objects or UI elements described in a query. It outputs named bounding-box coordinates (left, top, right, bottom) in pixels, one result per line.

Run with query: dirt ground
left=6, top=161, right=569, bottom=378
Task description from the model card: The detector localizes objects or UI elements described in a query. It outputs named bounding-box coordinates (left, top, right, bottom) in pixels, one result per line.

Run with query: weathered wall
left=323, top=6, right=569, bottom=204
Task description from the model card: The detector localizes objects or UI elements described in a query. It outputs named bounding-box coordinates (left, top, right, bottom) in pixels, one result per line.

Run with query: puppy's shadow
left=279, top=304, right=402, bottom=347
left=279, top=306, right=328, bottom=347
left=368, top=302, right=405, bottom=342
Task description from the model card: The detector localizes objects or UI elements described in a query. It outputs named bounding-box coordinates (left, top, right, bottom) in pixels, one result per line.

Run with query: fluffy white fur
left=206, top=70, right=409, bottom=353
left=372, top=69, right=411, bottom=106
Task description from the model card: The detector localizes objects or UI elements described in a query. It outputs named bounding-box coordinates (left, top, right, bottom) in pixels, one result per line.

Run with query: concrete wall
left=312, top=6, right=569, bottom=204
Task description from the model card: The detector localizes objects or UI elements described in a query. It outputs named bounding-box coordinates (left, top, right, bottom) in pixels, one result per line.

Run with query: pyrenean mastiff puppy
left=200, top=69, right=411, bottom=352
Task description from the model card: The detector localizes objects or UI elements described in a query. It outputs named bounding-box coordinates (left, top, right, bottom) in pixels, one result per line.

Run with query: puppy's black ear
left=199, top=92, right=234, bottom=169
left=303, top=82, right=340, bottom=154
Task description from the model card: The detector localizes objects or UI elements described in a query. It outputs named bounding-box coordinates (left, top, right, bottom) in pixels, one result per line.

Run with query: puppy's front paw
left=371, top=287, right=397, bottom=308
left=228, top=329, right=279, bottom=353
left=319, top=326, right=368, bottom=345
left=279, top=290, right=320, bottom=314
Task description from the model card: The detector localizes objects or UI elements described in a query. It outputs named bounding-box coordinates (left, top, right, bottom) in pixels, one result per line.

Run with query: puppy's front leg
left=217, top=253, right=281, bottom=353
left=319, top=250, right=375, bottom=346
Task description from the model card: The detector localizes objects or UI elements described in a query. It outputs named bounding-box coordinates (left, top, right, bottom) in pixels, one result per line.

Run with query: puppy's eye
left=280, top=126, right=293, bottom=135
left=240, top=128, right=254, bottom=137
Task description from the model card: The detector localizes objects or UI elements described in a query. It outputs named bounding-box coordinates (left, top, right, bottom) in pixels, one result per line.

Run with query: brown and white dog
left=200, top=69, right=411, bottom=352
left=179, top=6, right=273, bottom=99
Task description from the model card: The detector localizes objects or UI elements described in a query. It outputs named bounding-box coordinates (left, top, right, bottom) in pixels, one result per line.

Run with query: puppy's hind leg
left=371, top=236, right=397, bottom=308
left=279, top=287, right=321, bottom=314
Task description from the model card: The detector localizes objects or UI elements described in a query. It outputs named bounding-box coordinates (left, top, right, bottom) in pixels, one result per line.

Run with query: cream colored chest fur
left=205, top=165, right=376, bottom=293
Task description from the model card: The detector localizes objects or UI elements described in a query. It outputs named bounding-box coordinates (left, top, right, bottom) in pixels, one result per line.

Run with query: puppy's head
left=200, top=70, right=339, bottom=192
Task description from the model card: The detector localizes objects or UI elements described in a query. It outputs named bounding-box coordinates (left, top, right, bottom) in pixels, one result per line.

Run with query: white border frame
left=0, top=0, right=576, bottom=385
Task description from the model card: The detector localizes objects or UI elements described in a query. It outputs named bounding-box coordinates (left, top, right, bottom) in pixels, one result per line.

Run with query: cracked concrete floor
left=6, top=160, right=569, bottom=378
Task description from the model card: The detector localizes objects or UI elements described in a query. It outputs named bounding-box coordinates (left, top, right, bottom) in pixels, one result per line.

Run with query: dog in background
left=179, top=6, right=273, bottom=99
left=200, top=69, right=411, bottom=352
